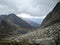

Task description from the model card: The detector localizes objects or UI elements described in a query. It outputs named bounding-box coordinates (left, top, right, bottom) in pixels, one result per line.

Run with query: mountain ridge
left=0, top=13, right=39, bottom=40
left=40, top=2, right=60, bottom=28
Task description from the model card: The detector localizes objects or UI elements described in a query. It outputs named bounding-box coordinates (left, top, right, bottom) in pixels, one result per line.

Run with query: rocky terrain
left=0, top=2, right=60, bottom=45
left=15, top=23, right=60, bottom=45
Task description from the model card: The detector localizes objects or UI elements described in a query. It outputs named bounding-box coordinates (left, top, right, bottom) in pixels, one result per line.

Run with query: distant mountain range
left=21, top=18, right=40, bottom=28
left=24, top=18, right=43, bottom=24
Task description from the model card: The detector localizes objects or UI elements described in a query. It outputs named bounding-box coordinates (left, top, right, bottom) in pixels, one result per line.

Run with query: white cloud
left=16, top=13, right=46, bottom=19
left=0, top=4, right=15, bottom=14
left=0, top=0, right=60, bottom=16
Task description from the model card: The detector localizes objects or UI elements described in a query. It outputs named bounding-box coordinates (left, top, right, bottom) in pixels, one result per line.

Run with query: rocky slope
left=16, top=23, right=60, bottom=45
left=40, top=2, right=60, bottom=28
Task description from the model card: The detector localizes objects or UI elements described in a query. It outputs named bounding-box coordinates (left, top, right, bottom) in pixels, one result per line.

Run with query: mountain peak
left=57, top=2, right=60, bottom=5
left=8, top=13, right=17, bottom=17
left=55, top=2, right=60, bottom=8
left=7, top=13, right=17, bottom=19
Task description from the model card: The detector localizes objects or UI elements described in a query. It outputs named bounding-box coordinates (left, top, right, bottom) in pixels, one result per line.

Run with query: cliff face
left=40, top=2, right=60, bottom=28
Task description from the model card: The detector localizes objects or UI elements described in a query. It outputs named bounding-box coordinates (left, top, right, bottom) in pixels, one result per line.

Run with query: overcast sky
left=0, top=0, right=60, bottom=17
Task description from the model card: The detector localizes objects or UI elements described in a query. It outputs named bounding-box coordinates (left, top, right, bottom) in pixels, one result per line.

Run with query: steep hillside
left=3, top=13, right=36, bottom=29
left=15, top=22, right=60, bottom=45
left=0, top=20, right=18, bottom=40
left=0, top=13, right=38, bottom=40
left=40, top=2, right=60, bottom=28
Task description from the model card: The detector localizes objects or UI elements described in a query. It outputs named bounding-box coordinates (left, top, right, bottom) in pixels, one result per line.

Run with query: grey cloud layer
left=0, top=0, right=60, bottom=17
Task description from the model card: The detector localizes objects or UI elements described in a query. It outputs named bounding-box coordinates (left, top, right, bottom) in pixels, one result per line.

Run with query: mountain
left=0, top=13, right=39, bottom=29
left=0, top=2, right=60, bottom=45
left=21, top=18, right=40, bottom=28
left=25, top=18, right=43, bottom=24
left=4, top=13, right=37, bottom=29
left=40, top=2, right=60, bottom=28
left=0, top=13, right=39, bottom=40
left=12, top=2, right=60, bottom=45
